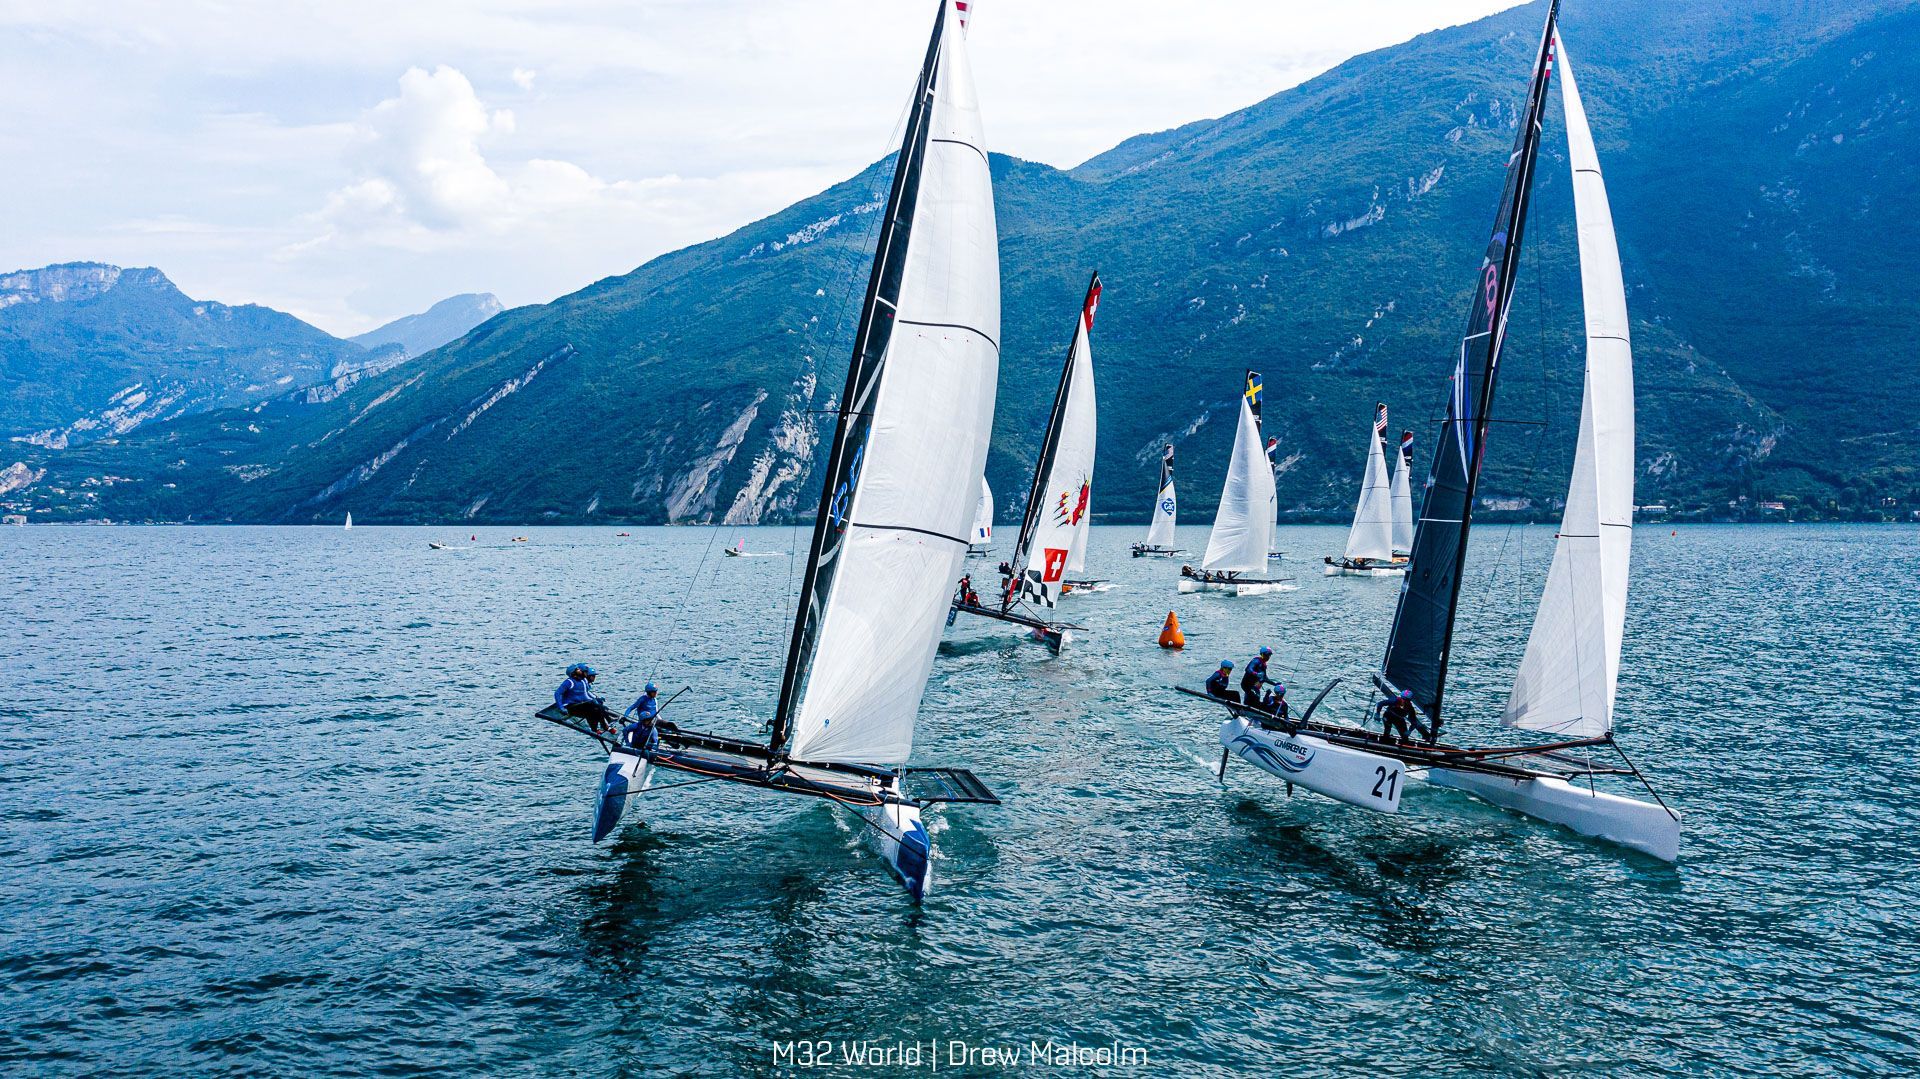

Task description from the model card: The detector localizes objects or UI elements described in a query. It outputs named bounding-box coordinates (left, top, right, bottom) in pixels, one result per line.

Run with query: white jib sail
left=1020, top=308, right=1098, bottom=598
left=1201, top=392, right=1275, bottom=574
left=1145, top=468, right=1176, bottom=548
left=972, top=477, right=994, bottom=544
left=1504, top=31, right=1633, bottom=738
left=1343, top=410, right=1394, bottom=561
left=788, top=7, right=999, bottom=764
left=1389, top=437, right=1414, bottom=555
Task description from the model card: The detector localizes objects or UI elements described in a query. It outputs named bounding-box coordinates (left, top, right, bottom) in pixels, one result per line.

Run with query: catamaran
left=968, top=477, right=994, bottom=553
left=1179, top=372, right=1291, bottom=595
left=950, top=272, right=1101, bottom=652
left=1132, top=445, right=1181, bottom=557
left=1186, top=0, right=1679, bottom=863
left=1324, top=404, right=1405, bottom=577
left=536, top=0, right=1002, bottom=901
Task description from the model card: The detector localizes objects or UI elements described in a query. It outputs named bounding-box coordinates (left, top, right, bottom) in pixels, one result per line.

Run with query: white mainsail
left=787, top=4, right=999, bottom=764
left=1504, top=31, right=1633, bottom=738
left=1201, top=376, right=1275, bottom=574
left=971, top=477, right=994, bottom=546
left=1389, top=431, right=1413, bottom=555
left=343, top=512, right=352, bottom=530
left=1144, top=446, right=1176, bottom=548
left=1342, top=405, right=1394, bottom=562
left=1013, top=278, right=1100, bottom=605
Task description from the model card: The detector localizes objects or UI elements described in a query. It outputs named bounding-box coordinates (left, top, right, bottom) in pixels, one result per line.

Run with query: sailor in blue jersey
left=1205, top=661, right=1239, bottom=703
left=556, top=664, right=616, bottom=730
left=623, top=684, right=661, bottom=751
left=1240, top=647, right=1275, bottom=702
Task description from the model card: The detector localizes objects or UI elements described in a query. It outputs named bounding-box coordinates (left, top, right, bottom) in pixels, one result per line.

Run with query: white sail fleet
left=536, top=0, right=1680, bottom=902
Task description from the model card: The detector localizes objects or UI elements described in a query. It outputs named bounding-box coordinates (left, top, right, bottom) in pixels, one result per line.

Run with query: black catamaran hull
left=947, top=601, right=1074, bottom=653
left=1131, top=545, right=1182, bottom=558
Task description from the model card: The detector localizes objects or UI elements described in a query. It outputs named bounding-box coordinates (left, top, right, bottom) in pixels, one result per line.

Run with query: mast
left=1007, top=271, right=1102, bottom=609
left=1381, top=0, right=1559, bottom=722
left=771, top=0, right=953, bottom=755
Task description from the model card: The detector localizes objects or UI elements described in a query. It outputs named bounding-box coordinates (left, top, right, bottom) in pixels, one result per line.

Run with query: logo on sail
left=1053, top=479, right=1090, bottom=527
left=1040, top=547, right=1068, bottom=582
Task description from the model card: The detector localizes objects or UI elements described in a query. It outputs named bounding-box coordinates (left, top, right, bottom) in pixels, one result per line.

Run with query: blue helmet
left=1219, top=660, right=1234, bottom=670
left=1274, top=684, right=1287, bottom=696
left=644, top=683, right=657, bottom=695
left=1258, top=647, right=1272, bottom=657
left=1400, top=689, right=1413, bottom=700
left=567, top=663, right=593, bottom=679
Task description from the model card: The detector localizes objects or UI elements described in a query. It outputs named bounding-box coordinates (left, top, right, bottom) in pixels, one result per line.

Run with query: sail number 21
left=1371, top=766, right=1399, bottom=801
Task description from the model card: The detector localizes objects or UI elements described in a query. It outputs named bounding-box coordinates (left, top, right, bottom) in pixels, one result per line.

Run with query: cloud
left=511, top=68, right=536, bottom=90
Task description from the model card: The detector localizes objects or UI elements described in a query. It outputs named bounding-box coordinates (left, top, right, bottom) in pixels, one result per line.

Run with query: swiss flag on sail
left=1041, top=547, right=1068, bottom=582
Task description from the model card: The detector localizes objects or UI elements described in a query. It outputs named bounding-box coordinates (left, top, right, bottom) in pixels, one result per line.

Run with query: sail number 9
left=1371, top=766, right=1400, bottom=801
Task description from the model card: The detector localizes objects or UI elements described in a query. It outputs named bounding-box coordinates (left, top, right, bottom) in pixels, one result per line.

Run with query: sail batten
left=1201, top=372, right=1276, bottom=574
left=774, top=0, right=999, bottom=766
left=1010, top=273, right=1101, bottom=608
left=1504, top=30, right=1633, bottom=738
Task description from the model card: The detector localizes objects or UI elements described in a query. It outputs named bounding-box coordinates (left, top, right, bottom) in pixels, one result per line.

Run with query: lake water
left=2, top=523, right=1916, bottom=1075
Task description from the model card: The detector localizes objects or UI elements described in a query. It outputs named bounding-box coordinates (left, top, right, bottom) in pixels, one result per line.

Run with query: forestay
left=1144, top=445, right=1177, bottom=547
left=1343, top=404, right=1395, bottom=561
left=1202, top=372, right=1275, bottom=574
left=972, top=477, right=994, bottom=545
left=1504, top=31, right=1633, bottom=738
left=778, top=0, right=999, bottom=765
left=1012, top=274, right=1101, bottom=607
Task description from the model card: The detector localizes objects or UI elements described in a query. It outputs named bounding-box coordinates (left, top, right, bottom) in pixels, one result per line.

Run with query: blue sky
left=0, top=0, right=1514, bottom=335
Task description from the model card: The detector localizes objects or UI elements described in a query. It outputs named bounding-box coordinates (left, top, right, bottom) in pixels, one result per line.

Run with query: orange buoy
left=1158, top=610, right=1186, bottom=649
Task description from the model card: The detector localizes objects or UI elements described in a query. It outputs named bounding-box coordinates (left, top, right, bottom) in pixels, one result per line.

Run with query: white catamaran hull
left=1426, top=766, right=1679, bottom=862
left=592, top=744, right=654, bottom=843
left=858, top=796, right=934, bottom=901
left=1178, top=578, right=1294, bottom=596
left=1220, top=718, right=1405, bottom=813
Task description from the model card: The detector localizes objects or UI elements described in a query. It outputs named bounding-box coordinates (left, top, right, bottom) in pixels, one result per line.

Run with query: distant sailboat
left=1390, top=429, right=1415, bottom=557
left=1265, top=434, right=1286, bottom=560
left=1190, top=1, right=1679, bottom=863
left=1179, top=372, right=1291, bottom=595
left=952, top=272, right=1101, bottom=652
left=1131, top=444, right=1181, bottom=557
left=536, top=0, right=1003, bottom=900
left=343, top=512, right=353, bottom=531
left=1323, top=404, right=1405, bottom=576
left=969, top=477, right=994, bottom=552
left=723, top=537, right=745, bottom=557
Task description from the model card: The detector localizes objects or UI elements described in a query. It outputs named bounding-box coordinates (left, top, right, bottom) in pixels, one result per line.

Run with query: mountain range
left=5, top=0, right=1916, bottom=525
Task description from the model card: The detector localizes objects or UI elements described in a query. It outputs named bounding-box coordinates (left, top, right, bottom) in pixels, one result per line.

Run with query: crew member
left=1376, top=689, right=1421, bottom=742
left=623, top=683, right=662, bottom=751
left=1260, top=683, right=1291, bottom=724
left=1241, top=647, right=1275, bottom=701
left=556, top=664, right=616, bottom=731
left=1205, top=661, right=1239, bottom=703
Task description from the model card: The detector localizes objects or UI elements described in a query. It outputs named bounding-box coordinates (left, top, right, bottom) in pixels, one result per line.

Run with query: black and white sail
left=771, top=0, right=999, bottom=766
left=1381, top=0, right=1559, bottom=722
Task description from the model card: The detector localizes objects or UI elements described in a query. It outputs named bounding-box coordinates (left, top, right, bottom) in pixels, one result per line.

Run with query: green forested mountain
left=0, top=263, right=391, bottom=450
left=8, top=0, right=1916, bottom=524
